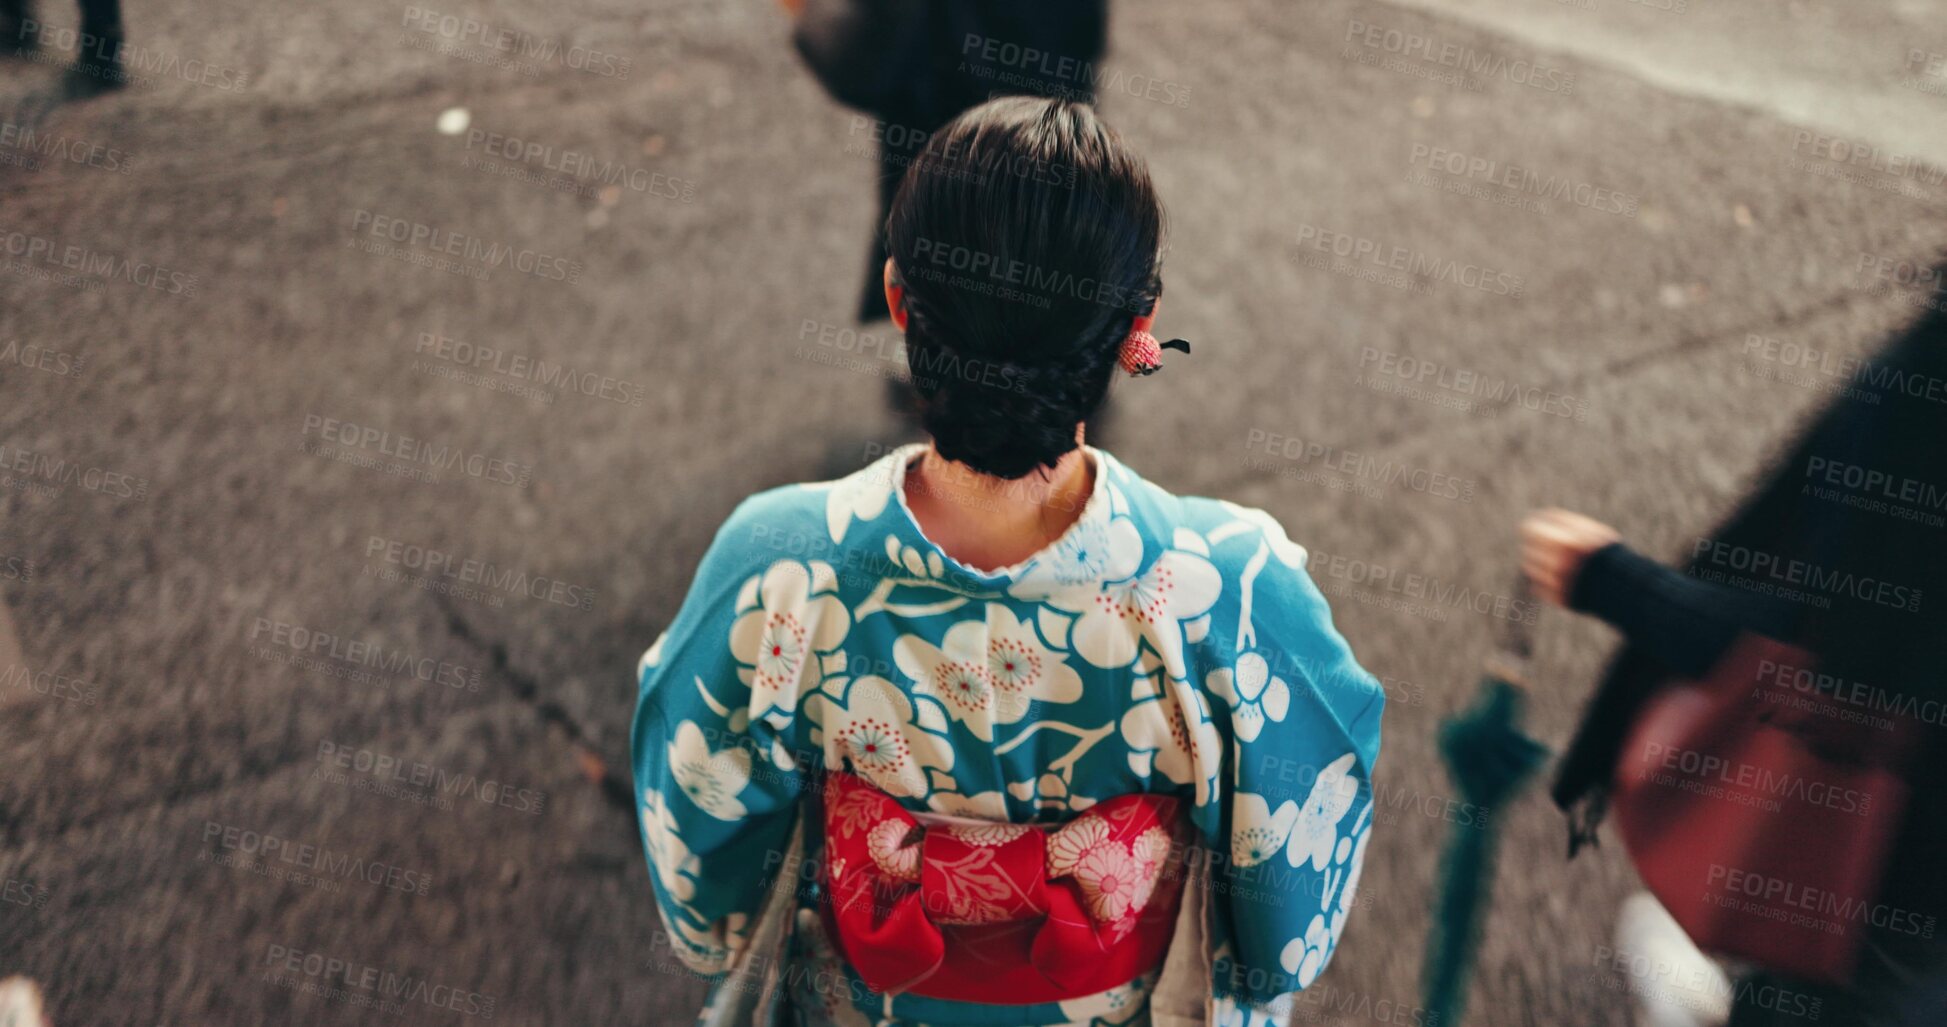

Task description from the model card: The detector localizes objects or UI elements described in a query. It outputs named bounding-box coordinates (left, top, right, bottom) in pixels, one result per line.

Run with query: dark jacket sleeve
left=1566, top=543, right=1796, bottom=679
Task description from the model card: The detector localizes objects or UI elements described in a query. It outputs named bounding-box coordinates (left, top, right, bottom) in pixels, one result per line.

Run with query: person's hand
left=1520, top=508, right=1622, bottom=607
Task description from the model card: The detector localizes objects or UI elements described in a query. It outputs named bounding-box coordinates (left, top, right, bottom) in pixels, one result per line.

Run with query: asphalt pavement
left=1, top=0, right=1944, bottom=1023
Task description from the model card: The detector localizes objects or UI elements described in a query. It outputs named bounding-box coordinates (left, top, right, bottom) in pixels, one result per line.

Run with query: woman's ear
left=883, top=259, right=909, bottom=332
left=1130, top=297, right=1160, bottom=335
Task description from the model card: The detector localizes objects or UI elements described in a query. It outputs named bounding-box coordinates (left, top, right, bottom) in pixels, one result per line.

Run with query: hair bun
left=910, top=341, right=1092, bottom=480
left=885, top=97, right=1165, bottom=480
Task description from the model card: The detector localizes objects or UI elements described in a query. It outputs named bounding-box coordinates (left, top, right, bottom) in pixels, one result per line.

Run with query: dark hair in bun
left=885, top=97, right=1165, bottom=480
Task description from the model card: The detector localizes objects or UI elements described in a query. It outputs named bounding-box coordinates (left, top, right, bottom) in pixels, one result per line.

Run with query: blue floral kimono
left=634, top=444, right=1385, bottom=1026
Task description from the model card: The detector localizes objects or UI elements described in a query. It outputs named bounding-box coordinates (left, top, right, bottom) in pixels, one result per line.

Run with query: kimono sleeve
left=1201, top=545, right=1385, bottom=1017
left=632, top=502, right=834, bottom=975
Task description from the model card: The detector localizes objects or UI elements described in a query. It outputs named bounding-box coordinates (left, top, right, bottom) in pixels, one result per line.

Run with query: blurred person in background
left=634, top=97, right=1384, bottom=1026
left=1522, top=295, right=1947, bottom=1027
left=787, top=0, right=1109, bottom=323
left=786, top=0, right=1111, bottom=440
left=0, top=0, right=125, bottom=88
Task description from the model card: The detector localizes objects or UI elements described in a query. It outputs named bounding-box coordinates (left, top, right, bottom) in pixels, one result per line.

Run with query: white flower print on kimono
left=639, top=790, right=751, bottom=974
left=1216, top=500, right=1310, bottom=570
left=728, top=559, right=850, bottom=728
left=1010, top=510, right=1145, bottom=596
left=806, top=674, right=954, bottom=799
left=1224, top=753, right=1361, bottom=872
left=824, top=458, right=897, bottom=544
left=1119, top=681, right=1222, bottom=804
left=667, top=720, right=752, bottom=820
left=1229, top=791, right=1300, bottom=868
left=1329, top=807, right=1373, bottom=940
left=1278, top=806, right=1372, bottom=988
left=1279, top=914, right=1335, bottom=989
left=638, top=790, right=700, bottom=909
left=1287, top=752, right=1361, bottom=871
left=1057, top=974, right=1151, bottom=1025
left=1038, top=528, right=1223, bottom=678
left=893, top=604, right=1081, bottom=741
left=1205, top=651, right=1291, bottom=743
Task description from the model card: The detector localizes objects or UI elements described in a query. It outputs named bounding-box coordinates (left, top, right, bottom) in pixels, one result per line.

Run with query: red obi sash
left=819, top=772, right=1186, bottom=1003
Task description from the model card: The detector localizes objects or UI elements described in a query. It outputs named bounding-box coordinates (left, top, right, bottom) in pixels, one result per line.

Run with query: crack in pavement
left=430, top=591, right=638, bottom=821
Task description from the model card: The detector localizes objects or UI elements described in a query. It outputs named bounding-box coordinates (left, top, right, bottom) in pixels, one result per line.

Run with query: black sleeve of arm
left=1566, top=543, right=1795, bottom=678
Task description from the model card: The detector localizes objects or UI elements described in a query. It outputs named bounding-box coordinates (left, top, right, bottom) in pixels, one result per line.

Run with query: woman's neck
left=903, top=443, right=1095, bottom=572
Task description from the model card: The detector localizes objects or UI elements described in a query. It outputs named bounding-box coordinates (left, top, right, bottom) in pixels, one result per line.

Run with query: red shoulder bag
left=1611, top=634, right=1915, bottom=983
